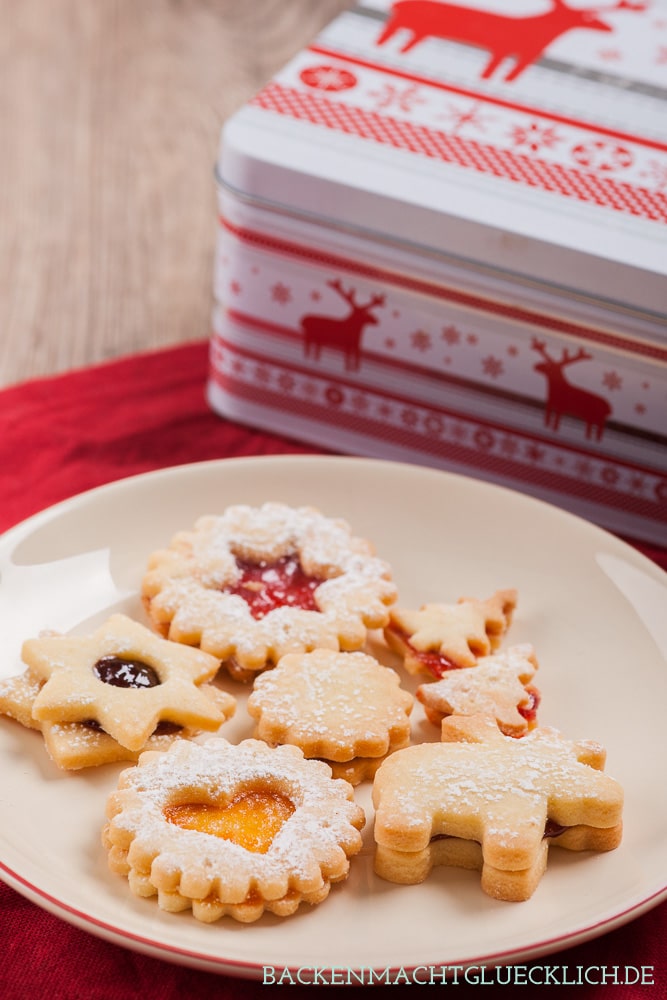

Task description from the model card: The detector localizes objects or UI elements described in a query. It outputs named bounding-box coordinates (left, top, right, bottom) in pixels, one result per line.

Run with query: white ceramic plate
left=1, top=456, right=666, bottom=980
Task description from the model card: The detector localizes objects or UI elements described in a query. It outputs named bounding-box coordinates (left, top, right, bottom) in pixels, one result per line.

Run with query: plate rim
left=3, top=453, right=665, bottom=572
left=1, top=455, right=666, bottom=979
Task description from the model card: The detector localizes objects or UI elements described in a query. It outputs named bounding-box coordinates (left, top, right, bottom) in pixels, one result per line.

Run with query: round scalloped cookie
left=141, top=503, right=397, bottom=681
left=102, top=737, right=366, bottom=922
left=247, top=649, right=413, bottom=782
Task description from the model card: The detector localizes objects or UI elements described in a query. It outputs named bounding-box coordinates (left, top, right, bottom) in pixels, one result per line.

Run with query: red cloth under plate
left=0, top=340, right=665, bottom=999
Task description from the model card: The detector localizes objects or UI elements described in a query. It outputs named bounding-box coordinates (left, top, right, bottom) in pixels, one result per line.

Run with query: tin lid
left=218, top=0, right=667, bottom=322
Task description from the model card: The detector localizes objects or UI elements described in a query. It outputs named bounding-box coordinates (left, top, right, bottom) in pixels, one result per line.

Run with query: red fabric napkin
left=0, top=341, right=316, bottom=536
left=1, top=340, right=665, bottom=998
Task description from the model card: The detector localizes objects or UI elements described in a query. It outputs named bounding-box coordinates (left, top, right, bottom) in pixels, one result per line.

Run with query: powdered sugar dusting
left=247, top=650, right=413, bottom=760
left=142, top=503, right=397, bottom=676
left=104, top=737, right=365, bottom=910
left=373, top=719, right=623, bottom=863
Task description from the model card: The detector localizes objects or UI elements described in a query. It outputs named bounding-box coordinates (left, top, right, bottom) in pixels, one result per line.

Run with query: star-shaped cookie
left=26, top=614, right=228, bottom=751
left=385, top=589, right=517, bottom=678
left=0, top=666, right=235, bottom=769
left=416, top=643, right=539, bottom=736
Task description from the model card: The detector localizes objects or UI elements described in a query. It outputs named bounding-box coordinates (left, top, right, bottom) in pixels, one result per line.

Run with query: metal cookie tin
left=209, top=0, right=667, bottom=543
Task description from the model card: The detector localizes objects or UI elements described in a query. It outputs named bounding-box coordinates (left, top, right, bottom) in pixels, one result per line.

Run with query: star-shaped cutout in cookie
left=416, top=643, right=539, bottom=736
left=27, top=614, right=226, bottom=751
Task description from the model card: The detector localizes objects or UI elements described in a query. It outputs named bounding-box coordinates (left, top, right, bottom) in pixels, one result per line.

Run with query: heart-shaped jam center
left=225, top=555, right=323, bottom=619
left=93, top=655, right=161, bottom=688
left=164, top=790, right=295, bottom=853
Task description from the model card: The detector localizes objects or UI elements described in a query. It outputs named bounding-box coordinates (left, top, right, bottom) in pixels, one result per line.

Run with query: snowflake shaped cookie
left=372, top=714, right=623, bottom=901
left=247, top=649, right=413, bottom=784
left=103, top=737, right=366, bottom=922
left=416, top=643, right=539, bottom=737
left=26, top=614, right=229, bottom=752
left=141, top=503, right=397, bottom=681
left=384, top=589, right=517, bottom=678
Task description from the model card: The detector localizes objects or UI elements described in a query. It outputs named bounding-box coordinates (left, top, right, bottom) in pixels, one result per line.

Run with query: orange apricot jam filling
left=224, top=556, right=323, bottom=619
left=164, top=789, right=295, bottom=853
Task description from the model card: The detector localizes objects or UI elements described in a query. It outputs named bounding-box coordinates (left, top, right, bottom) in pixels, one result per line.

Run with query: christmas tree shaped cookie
left=416, top=643, right=540, bottom=736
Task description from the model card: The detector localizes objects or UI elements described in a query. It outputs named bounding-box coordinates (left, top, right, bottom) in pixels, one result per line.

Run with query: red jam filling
left=389, top=626, right=461, bottom=679
left=225, top=555, right=323, bottom=620
left=517, top=686, right=540, bottom=725
left=83, top=718, right=180, bottom=736
left=92, top=655, right=161, bottom=688
left=88, top=656, right=164, bottom=737
left=413, top=650, right=459, bottom=679
left=543, top=819, right=569, bottom=839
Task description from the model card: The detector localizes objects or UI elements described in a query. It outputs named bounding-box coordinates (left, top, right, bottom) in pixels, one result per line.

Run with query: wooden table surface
left=0, top=0, right=351, bottom=388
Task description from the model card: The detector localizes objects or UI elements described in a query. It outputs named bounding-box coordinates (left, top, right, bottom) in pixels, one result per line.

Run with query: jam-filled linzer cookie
left=141, top=503, right=397, bottom=681
left=416, top=643, right=540, bottom=737
left=384, top=589, right=517, bottom=679
left=102, top=737, right=366, bottom=922
left=24, top=614, right=234, bottom=754
left=247, top=649, right=413, bottom=784
left=372, top=714, right=623, bottom=902
left=0, top=667, right=234, bottom=770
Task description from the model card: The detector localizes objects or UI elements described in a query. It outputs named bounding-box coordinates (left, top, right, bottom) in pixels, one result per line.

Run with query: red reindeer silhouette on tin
left=532, top=338, right=611, bottom=440
left=376, top=0, right=646, bottom=82
left=301, top=279, right=385, bottom=371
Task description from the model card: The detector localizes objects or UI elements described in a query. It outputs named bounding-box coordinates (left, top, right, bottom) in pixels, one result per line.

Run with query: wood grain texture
left=0, top=0, right=351, bottom=387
